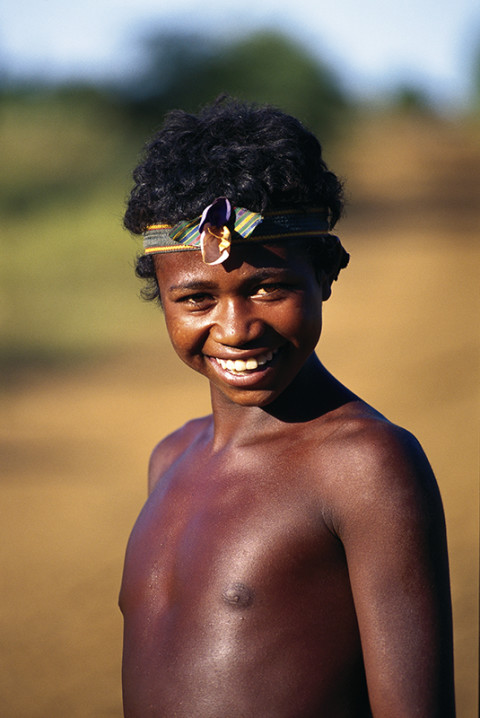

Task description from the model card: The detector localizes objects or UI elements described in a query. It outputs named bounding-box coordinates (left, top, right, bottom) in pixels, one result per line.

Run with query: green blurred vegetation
left=0, top=88, right=148, bottom=374
left=1, top=29, right=479, bottom=377
left=115, top=30, right=350, bottom=138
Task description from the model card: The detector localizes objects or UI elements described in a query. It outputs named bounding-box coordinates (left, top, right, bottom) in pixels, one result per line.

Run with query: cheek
left=163, top=309, right=206, bottom=360
left=279, top=296, right=323, bottom=346
left=162, top=308, right=188, bottom=353
left=299, top=314, right=323, bottom=352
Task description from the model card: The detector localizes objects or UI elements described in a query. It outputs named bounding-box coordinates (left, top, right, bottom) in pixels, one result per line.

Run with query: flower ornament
left=199, top=197, right=234, bottom=265
left=142, top=201, right=343, bottom=271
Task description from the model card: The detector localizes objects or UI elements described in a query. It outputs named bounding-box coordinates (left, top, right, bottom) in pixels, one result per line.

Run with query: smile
left=214, top=349, right=278, bottom=374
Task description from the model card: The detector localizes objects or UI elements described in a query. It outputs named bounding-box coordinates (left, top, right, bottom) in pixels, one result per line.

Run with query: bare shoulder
left=317, top=404, right=454, bottom=717
left=317, top=401, right=443, bottom=536
left=316, top=403, right=455, bottom=716
left=321, top=399, right=435, bottom=486
left=148, top=414, right=212, bottom=494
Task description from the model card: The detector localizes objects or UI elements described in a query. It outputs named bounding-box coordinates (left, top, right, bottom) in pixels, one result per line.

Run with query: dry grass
left=1, top=111, right=478, bottom=717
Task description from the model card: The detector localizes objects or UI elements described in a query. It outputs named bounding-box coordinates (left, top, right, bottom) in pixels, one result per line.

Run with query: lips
left=214, top=349, right=277, bottom=374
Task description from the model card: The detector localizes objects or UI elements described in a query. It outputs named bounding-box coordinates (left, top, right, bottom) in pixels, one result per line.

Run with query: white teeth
left=216, top=350, right=276, bottom=373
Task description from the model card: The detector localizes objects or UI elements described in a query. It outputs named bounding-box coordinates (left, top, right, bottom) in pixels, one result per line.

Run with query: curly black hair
left=124, top=96, right=348, bottom=302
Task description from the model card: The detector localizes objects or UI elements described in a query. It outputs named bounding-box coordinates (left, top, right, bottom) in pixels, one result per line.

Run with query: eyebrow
left=167, top=280, right=218, bottom=293
left=167, top=267, right=298, bottom=293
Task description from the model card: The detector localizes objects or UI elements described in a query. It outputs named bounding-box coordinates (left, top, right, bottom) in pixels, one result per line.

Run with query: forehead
left=153, top=242, right=313, bottom=287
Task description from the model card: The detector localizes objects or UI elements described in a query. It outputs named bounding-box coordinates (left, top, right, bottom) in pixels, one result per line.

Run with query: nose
left=210, top=297, right=265, bottom=347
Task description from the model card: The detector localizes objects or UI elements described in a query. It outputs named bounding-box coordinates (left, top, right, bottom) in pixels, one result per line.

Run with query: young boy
left=119, top=98, right=455, bottom=717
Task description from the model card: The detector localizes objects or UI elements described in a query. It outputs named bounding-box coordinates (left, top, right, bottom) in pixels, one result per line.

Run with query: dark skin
left=119, top=242, right=455, bottom=717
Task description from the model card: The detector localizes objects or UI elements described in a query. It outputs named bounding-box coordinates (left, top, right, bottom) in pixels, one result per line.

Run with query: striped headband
left=143, top=197, right=334, bottom=265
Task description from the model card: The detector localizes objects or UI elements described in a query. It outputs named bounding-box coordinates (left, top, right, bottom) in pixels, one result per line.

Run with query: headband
left=143, top=197, right=336, bottom=265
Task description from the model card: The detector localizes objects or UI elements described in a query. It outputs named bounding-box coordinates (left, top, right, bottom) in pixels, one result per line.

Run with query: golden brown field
left=1, top=112, right=479, bottom=717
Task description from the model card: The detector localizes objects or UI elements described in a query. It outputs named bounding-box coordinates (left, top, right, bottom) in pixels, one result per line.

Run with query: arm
left=336, top=424, right=455, bottom=717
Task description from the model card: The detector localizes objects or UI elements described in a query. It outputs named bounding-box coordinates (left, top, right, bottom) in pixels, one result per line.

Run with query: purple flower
left=199, top=197, right=232, bottom=233
left=199, top=197, right=234, bottom=265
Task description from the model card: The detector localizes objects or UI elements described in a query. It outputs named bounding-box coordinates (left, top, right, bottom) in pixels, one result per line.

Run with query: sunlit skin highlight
left=120, top=241, right=454, bottom=718
left=120, top=99, right=454, bottom=718
left=154, top=243, right=330, bottom=413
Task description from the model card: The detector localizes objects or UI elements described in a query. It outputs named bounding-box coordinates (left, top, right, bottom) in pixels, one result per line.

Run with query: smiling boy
left=119, top=99, right=455, bottom=717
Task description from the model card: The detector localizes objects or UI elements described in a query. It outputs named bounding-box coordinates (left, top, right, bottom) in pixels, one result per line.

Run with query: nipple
left=222, top=582, right=254, bottom=608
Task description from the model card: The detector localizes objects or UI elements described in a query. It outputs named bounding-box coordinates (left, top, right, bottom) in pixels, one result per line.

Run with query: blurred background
left=1, top=1, right=479, bottom=716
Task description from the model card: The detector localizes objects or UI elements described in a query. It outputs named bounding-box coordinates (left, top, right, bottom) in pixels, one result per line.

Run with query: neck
left=209, top=354, right=356, bottom=450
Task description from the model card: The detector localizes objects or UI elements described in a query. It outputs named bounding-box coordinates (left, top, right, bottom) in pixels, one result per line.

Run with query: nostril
left=211, top=306, right=265, bottom=346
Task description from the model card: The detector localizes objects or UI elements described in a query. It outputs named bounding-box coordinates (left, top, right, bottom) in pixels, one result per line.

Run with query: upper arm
left=147, top=437, right=176, bottom=494
left=334, top=424, right=455, bottom=717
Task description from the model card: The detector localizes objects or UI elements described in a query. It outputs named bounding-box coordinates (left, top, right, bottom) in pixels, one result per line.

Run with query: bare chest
left=119, top=445, right=366, bottom=717
left=120, top=445, right=346, bottom=618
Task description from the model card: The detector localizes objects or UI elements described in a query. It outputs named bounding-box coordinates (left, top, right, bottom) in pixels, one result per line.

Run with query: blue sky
left=1, top=0, right=479, bottom=105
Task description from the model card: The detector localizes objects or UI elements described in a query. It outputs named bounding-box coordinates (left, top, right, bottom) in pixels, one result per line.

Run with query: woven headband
left=143, top=197, right=335, bottom=265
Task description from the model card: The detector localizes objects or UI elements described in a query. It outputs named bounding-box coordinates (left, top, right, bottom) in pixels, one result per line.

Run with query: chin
left=214, top=384, right=285, bottom=409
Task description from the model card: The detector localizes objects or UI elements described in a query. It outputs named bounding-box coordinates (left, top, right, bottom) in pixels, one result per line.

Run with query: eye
left=175, top=292, right=214, bottom=308
left=252, top=283, right=289, bottom=299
